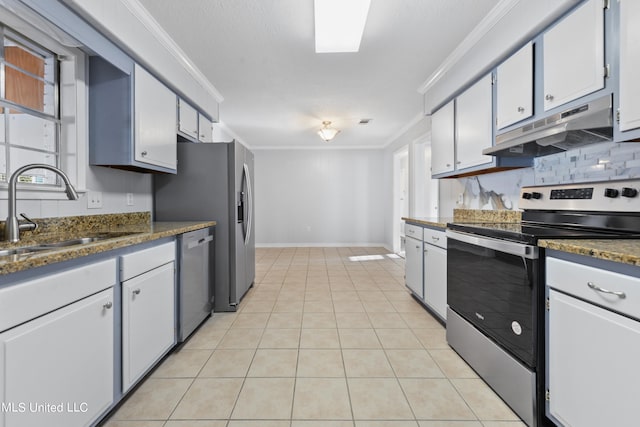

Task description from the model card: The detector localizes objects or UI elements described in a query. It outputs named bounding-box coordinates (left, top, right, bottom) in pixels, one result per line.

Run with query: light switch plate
left=126, top=193, right=134, bottom=206
left=87, top=191, right=103, bottom=209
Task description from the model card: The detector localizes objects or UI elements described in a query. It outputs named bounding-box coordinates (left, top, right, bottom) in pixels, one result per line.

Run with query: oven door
left=446, top=230, right=539, bottom=368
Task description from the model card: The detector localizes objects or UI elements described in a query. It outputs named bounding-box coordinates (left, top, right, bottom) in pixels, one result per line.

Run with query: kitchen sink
left=0, top=246, right=52, bottom=257
left=34, top=231, right=143, bottom=248
left=35, top=237, right=103, bottom=248
left=0, top=231, right=143, bottom=257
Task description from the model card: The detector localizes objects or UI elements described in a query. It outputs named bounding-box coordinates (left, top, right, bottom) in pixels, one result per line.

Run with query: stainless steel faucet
left=5, top=164, right=79, bottom=242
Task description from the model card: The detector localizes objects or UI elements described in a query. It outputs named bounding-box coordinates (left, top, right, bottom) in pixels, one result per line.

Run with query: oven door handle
left=446, top=229, right=539, bottom=259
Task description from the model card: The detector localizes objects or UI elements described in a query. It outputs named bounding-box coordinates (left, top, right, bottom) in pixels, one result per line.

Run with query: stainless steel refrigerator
left=154, top=141, right=255, bottom=312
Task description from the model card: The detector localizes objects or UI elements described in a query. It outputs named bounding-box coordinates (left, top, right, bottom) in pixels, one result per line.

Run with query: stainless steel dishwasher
left=177, top=227, right=214, bottom=342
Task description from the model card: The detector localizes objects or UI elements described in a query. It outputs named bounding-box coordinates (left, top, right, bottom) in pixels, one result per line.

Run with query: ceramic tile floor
left=103, top=247, right=526, bottom=427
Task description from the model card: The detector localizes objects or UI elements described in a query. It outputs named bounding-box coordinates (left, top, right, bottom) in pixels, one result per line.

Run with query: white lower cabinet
left=404, top=224, right=424, bottom=299
left=423, top=228, right=447, bottom=321
left=121, top=243, right=176, bottom=391
left=0, top=288, right=114, bottom=427
left=404, top=224, right=447, bottom=321
left=424, top=242, right=447, bottom=320
left=546, top=256, right=640, bottom=427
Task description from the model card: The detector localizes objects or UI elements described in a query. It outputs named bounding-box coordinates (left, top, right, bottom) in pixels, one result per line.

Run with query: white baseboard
left=256, top=243, right=389, bottom=249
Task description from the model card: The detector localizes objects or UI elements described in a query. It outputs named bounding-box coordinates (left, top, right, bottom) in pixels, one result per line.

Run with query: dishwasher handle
left=187, top=234, right=213, bottom=250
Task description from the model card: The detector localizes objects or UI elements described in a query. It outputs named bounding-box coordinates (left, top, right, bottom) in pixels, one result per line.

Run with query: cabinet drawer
left=423, top=228, right=446, bottom=249
left=120, top=241, right=176, bottom=281
left=547, top=257, right=640, bottom=320
left=0, top=258, right=116, bottom=333
left=405, top=224, right=423, bottom=240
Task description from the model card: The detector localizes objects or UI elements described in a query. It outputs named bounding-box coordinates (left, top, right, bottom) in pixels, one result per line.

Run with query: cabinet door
left=424, top=244, right=447, bottom=320
left=405, top=236, right=424, bottom=299
left=456, top=74, right=493, bottom=170
left=496, top=42, right=533, bottom=129
left=178, top=99, right=199, bottom=140
left=431, top=100, right=455, bottom=176
left=134, top=64, right=177, bottom=170
left=0, top=289, right=114, bottom=427
left=198, top=113, right=213, bottom=142
left=543, top=0, right=604, bottom=111
left=122, top=262, right=175, bottom=391
left=547, top=289, right=640, bottom=427
left=619, top=0, right=640, bottom=132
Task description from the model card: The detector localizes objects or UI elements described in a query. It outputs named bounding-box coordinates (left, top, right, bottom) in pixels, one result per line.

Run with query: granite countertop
left=401, top=217, right=451, bottom=229
left=403, top=209, right=522, bottom=230
left=0, top=213, right=215, bottom=276
left=539, top=239, right=640, bottom=267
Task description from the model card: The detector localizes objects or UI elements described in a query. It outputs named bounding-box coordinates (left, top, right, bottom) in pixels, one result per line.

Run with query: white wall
left=254, top=149, right=385, bottom=247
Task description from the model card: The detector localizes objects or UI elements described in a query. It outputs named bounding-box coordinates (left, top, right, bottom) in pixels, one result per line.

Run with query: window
left=1, top=25, right=60, bottom=186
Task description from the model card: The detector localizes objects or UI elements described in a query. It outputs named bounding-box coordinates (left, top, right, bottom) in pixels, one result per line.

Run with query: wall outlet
left=126, top=193, right=134, bottom=206
left=457, top=193, right=464, bottom=205
left=87, top=191, right=103, bottom=209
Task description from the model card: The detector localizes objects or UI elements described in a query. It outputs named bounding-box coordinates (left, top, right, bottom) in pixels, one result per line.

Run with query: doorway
left=412, top=134, right=439, bottom=218
left=393, top=146, right=409, bottom=255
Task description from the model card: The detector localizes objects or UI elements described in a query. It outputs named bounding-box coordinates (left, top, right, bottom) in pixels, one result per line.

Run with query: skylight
left=314, top=0, right=371, bottom=53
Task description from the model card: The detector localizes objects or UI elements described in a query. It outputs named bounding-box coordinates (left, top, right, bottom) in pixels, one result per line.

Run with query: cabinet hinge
left=604, top=64, right=610, bottom=78
left=491, top=73, right=497, bottom=85
left=546, top=298, right=550, bottom=311
left=617, top=108, right=621, bottom=124
left=603, top=0, right=610, bottom=9
left=546, top=390, right=551, bottom=401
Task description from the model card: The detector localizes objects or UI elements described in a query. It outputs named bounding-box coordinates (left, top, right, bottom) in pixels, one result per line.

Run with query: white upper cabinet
left=619, top=0, right=640, bottom=132
left=543, top=0, right=605, bottom=111
left=134, top=64, right=177, bottom=170
left=455, top=74, right=493, bottom=170
left=178, top=98, right=199, bottom=140
left=431, top=100, right=455, bottom=175
left=496, top=42, right=533, bottom=129
left=90, top=58, right=178, bottom=173
left=198, top=113, right=213, bottom=142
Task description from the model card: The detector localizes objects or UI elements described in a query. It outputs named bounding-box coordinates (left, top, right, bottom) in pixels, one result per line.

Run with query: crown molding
left=251, top=145, right=385, bottom=151
left=417, top=0, right=520, bottom=95
left=121, top=0, right=224, bottom=103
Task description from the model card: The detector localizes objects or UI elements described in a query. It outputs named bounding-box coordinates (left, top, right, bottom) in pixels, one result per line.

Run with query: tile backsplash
left=442, top=141, right=640, bottom=213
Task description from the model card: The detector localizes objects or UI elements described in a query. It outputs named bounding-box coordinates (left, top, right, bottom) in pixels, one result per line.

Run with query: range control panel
left=520, top=179, right=640, bottom=212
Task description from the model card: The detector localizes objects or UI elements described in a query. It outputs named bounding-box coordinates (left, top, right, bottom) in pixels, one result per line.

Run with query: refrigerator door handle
left=237, top=191, right=244, bottom=223
left=243, top=162, right=253, bottom=246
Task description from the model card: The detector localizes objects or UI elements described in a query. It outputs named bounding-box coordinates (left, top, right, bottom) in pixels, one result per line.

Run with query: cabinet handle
left=545, top=94, right=554, bottom=101
left=141, top=151, right=148, bottom=157
left=133, top=289, right=141, bottom=295
left=103, top=301, right=113, bottom=309
left=456, top=161, right=461, bottom=164
left=432, top=236, right=440, bottom=241
left=587, top=282, right=626, bottom=299
left=517, top=106, right=525, bottom=113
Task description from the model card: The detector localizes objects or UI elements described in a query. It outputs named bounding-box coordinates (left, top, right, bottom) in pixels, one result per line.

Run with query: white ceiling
left=137, top=0, right=500, bottom=148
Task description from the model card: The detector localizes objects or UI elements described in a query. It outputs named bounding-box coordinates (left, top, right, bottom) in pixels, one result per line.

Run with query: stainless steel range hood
left=483, top=95, right=613, bottom=157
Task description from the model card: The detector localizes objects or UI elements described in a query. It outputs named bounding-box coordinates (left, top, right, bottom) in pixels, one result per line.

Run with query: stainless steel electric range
left=445, top=179, right=640, bottom=427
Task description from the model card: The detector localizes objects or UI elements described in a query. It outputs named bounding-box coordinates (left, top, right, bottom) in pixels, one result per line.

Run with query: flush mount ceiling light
left=314, top=0, right=371, bottom=53
left=317, top=121, right=340, bottom=142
